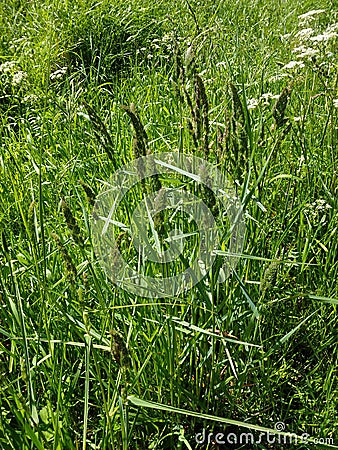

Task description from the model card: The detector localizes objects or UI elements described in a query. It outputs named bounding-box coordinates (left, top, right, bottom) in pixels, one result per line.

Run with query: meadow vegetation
left=0, top=0, right=337, bottom=448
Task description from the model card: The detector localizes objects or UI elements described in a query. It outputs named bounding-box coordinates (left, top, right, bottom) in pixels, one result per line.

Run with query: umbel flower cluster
left=0, top=61, right=27, bottom=87
left=245, top=9, right=338, bottom=112
left=280, top=9, right=338, bottom=107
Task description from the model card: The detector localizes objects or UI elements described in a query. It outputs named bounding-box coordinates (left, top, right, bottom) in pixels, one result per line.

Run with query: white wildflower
left=310, top=31, right=338, bottom=42
left=303, top=199, right=332, bottom=227
left=293, top=116, right=303, bottom=122
left=281, top=33, right=292, bottom=42
left=50, top=66, right=67, bottom=81
left=292, top=45, right=307, bottom=53
left=261, top=93, right=280, bottom=100
left=12, top=71, right=27, bottom=85
left=161, top=32, right=175, bottom=43
left=295, top=28, right=314, bottom=41
left=326, top=23, right=338, bottom=33
left=247, top=98, right=259, bottom=110
left=23, top=94, right=38, bottom=103
left=269, top=73, right=290, bottom=82
left=0, top=61, right=16, bottom=73
left=293, top=46, right=318, bottom=58
left=260, top=93, right=280, bottom=104
left=282, top=61, right=305, bottom=70
left=298, top=10, right=325, bottom=20
left=333, top=99, right=338, bottom=108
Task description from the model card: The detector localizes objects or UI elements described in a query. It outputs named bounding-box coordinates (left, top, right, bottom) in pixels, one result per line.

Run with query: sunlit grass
left=0, top=0, right=337, bottom=449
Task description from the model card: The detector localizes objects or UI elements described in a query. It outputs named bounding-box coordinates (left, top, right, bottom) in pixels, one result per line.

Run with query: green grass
left=0, top=0, right=337, bottom=449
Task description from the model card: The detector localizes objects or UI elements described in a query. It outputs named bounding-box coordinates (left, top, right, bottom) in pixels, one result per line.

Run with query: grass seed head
left=109, top=330, right=130, bottom=368
left=51, top=232, right=77, bottom=281
left=272, top=84, right=293, bottom=128
left=230, top=83, right=245, bottom=124
left=121, top=104, right=148, bottom=158
left=260, top=261, right=280, bottom=295
left=61, top=198, right=84, bottom=246
left=195, top=74, right=209, bottom=157
left=79, top=180, right=96, bottom=208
